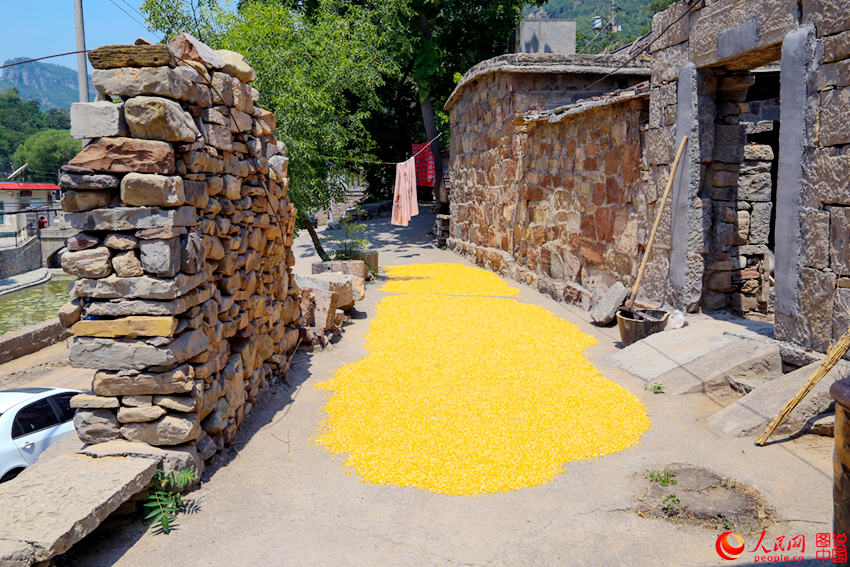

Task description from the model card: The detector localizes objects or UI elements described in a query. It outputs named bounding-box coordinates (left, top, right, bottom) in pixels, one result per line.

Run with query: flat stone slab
left=295, top=272, right=360, bottom=309
left=0, top=453, right=156, bottom=564
left=653, top=336, right=782, bottom=395
left=66, top=206, right=198, bottom=231
left=606, top=324, right=738, bottom=381
left=708, top=361, right=850, bottom=437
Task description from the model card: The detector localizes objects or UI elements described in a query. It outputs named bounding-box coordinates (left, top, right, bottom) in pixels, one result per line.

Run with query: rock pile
left=60, top=35, right=303, bottom=467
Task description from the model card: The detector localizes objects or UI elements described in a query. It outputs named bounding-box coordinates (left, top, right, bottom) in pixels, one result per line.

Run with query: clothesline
left=314, top=132, right=443, bottom=166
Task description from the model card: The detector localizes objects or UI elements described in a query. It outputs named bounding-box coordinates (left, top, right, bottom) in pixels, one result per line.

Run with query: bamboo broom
left=755, top=326, right=850, bottom=446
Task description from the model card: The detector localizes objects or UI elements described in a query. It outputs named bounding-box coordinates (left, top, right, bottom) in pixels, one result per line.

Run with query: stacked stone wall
left=644, top=0, right=850, bottom=352
left=59, top=36, right=301, bottom=467
left=448, top=69, right=648, bottom=306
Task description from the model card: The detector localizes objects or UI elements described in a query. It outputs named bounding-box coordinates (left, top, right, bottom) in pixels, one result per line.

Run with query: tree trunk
left=418, top=11, right=447, bottom=208
left=305, top=221, right=331, bottom=261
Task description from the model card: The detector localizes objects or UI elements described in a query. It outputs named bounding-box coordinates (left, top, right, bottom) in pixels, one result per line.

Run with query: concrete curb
left=0, top=268, right=52, bottom=298
left=0, top=318, right=69, bottom=366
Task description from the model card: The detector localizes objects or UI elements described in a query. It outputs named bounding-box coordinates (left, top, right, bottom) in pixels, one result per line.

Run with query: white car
left=0, top=387, right=80, bottom=482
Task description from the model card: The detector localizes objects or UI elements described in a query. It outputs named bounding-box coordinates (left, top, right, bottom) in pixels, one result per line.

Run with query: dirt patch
left=634, top=464, right=774, bottom=534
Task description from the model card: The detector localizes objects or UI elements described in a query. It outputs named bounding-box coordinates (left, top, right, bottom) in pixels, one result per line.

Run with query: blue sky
left=0, top=0, right=159, bottom=73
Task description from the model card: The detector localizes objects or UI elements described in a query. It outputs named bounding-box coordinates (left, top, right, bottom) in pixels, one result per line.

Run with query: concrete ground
left=0, top=340, right=92, bottom=392
left=46, top=211, right=835, bottom=565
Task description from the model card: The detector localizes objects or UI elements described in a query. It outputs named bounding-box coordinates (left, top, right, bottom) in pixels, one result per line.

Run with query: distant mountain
left=0, top=57, right=93, bottom=109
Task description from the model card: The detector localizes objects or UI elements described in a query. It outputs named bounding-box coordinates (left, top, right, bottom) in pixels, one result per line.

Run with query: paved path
left=63, top=211, right=833, bottom=566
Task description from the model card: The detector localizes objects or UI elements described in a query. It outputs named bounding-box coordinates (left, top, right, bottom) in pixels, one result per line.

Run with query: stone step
left=653, top=336, right=782, bottom=395
left=708, top=361, right=850, bottom=438
left=0, top=452, right=156, bottom=565
left=606, top=324, right=739, bottom=381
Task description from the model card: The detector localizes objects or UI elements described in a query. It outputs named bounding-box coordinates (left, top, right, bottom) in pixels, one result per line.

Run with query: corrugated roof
left=0, top=182, right=59, bottom=191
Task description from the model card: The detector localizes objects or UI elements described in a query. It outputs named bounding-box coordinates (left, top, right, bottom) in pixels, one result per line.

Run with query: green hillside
left=0, top=57, right=93, bottom=109
left=526, top=0, right=673, bottom=52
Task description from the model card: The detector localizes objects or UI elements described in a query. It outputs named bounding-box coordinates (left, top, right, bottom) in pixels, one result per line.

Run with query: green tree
left=141, top=0, right=395, bottom=258
left=11, top=129, right=79, bottom=183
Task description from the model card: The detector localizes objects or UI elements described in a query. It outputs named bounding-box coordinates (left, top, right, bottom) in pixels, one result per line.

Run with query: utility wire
left=105, top=0, right=150, bottom=31
left=0, top=51, right=90, bottom=70
left=581, top=0, right=702, bottom=93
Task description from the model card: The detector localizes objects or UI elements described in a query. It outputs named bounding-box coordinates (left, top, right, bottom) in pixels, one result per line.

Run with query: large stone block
left=215, top=49, right=256, bottom=83
left=294, top=272, right=360, bottom=309
left=117, top=405, right=166, bottom=424
left=73, top=409, right=121, bottom=444
left=70, top=101, right=128, bottom=139
left=93, top=364, right=195, bottom=396
left=139, top=237, right=181, bottom=277
left=819, top=87, right=850, bottom=147
left=76, top=272, right=207, bottom=304
left=805, top=149, right=850, bottom=206
left=803, top=208, right=830, bottom=269
left=111, top=250, right=143, bottom=277
left=61, top=190, right=112, bottom=213
left=61, top=247, right=112, bottom=279
left=120, top=413, right=201, bottom=446
left=124, top=96, right=200, bottom=143
left=737, top=172, right=772, bottom=201
left=168, top=33, right=225, bottom=69
left=120, top=173, right=185, bottom=207
left=311, top=259, right=369, bottom=280
left=70, top=316, right=177, bottom=338
left=91, top=67, right=211, bottom=106
left=59, top=172, right=120, bottom=190
left=70, top=328, right=209, bottom=370
left=66, top=206, right=197, bottom=231
left=87, top=44, right=174, bottom=69
left=68, top=137, right=175, bottom=174
left=830, top=206, right=850, bottom=274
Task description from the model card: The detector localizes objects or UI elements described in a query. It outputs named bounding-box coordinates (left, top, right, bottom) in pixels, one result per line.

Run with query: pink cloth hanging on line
left=391, top=157, right=419, bottom=226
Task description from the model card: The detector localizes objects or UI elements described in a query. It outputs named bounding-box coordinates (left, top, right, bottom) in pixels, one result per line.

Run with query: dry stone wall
left=446, top=63, right=649, bottom=307
left=59, top=36, right=301, bottom=466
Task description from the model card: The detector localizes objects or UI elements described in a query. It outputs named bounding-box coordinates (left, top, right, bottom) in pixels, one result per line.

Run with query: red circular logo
left=716, top=531, right=745, bottom=561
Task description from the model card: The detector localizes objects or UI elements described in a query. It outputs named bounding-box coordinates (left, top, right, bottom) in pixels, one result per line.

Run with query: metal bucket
left=616, top=309, right=669, bottom=347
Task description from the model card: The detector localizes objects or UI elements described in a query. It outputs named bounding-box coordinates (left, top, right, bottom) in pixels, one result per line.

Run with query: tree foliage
left=141, top=0, right=395, bottom=218
left=11, top=129, right=79, bottom=182
left=529, top=0, right=675, bottom=53
left=0, top=89, right=71, bottom=176
left=138, top=1, right=542, bottom=209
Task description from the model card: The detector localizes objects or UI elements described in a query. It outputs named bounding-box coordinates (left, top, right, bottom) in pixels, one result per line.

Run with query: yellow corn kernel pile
left=315, top=263, right=651, bottom=495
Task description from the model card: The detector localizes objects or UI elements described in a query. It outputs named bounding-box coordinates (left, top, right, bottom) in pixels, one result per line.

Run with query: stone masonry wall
left=58, top=36, right=301, bottom=467
left=447, top=65, right=648, bottom=307
left=0, top=236, right=41, bottom=279
left=645, top=0, right=850, bottom=352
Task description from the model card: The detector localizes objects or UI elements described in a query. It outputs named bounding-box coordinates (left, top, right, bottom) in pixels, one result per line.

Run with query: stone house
left=446, top=0, right=850, bottom=354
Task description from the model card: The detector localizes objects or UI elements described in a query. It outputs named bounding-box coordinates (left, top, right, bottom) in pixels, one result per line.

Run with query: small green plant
left=143, top=468, right=198, bottom=534
left=722, top=516, right=733, bottom=530
left=662, top=494, right=681, bottom=514
left=648, top=468, right=678, bottom=486
left=331, top=206, right=370, bottom=260
left=645, top=382, right=665, bottom=394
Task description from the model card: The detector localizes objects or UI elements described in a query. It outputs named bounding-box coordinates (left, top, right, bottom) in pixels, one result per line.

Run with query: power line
left=105, top=0, right=150, bottom=30
left=119, top=0, right=146, bottom=19
left=581, top=0, right=702, bottom=93
left=0, top=51, right=90, bottom=71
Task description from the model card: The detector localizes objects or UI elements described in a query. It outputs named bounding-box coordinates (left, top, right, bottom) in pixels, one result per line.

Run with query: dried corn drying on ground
left=315, top=263, right=651, bottom=495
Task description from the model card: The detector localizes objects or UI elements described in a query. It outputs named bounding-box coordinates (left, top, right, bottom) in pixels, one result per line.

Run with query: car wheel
left=0, top=468, right=24, bottom=483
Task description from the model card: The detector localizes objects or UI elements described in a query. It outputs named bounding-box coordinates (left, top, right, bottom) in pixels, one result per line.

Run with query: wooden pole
left=755, top=327, right=850, bottom=446
left=625, top=135, right=688, bottom=312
